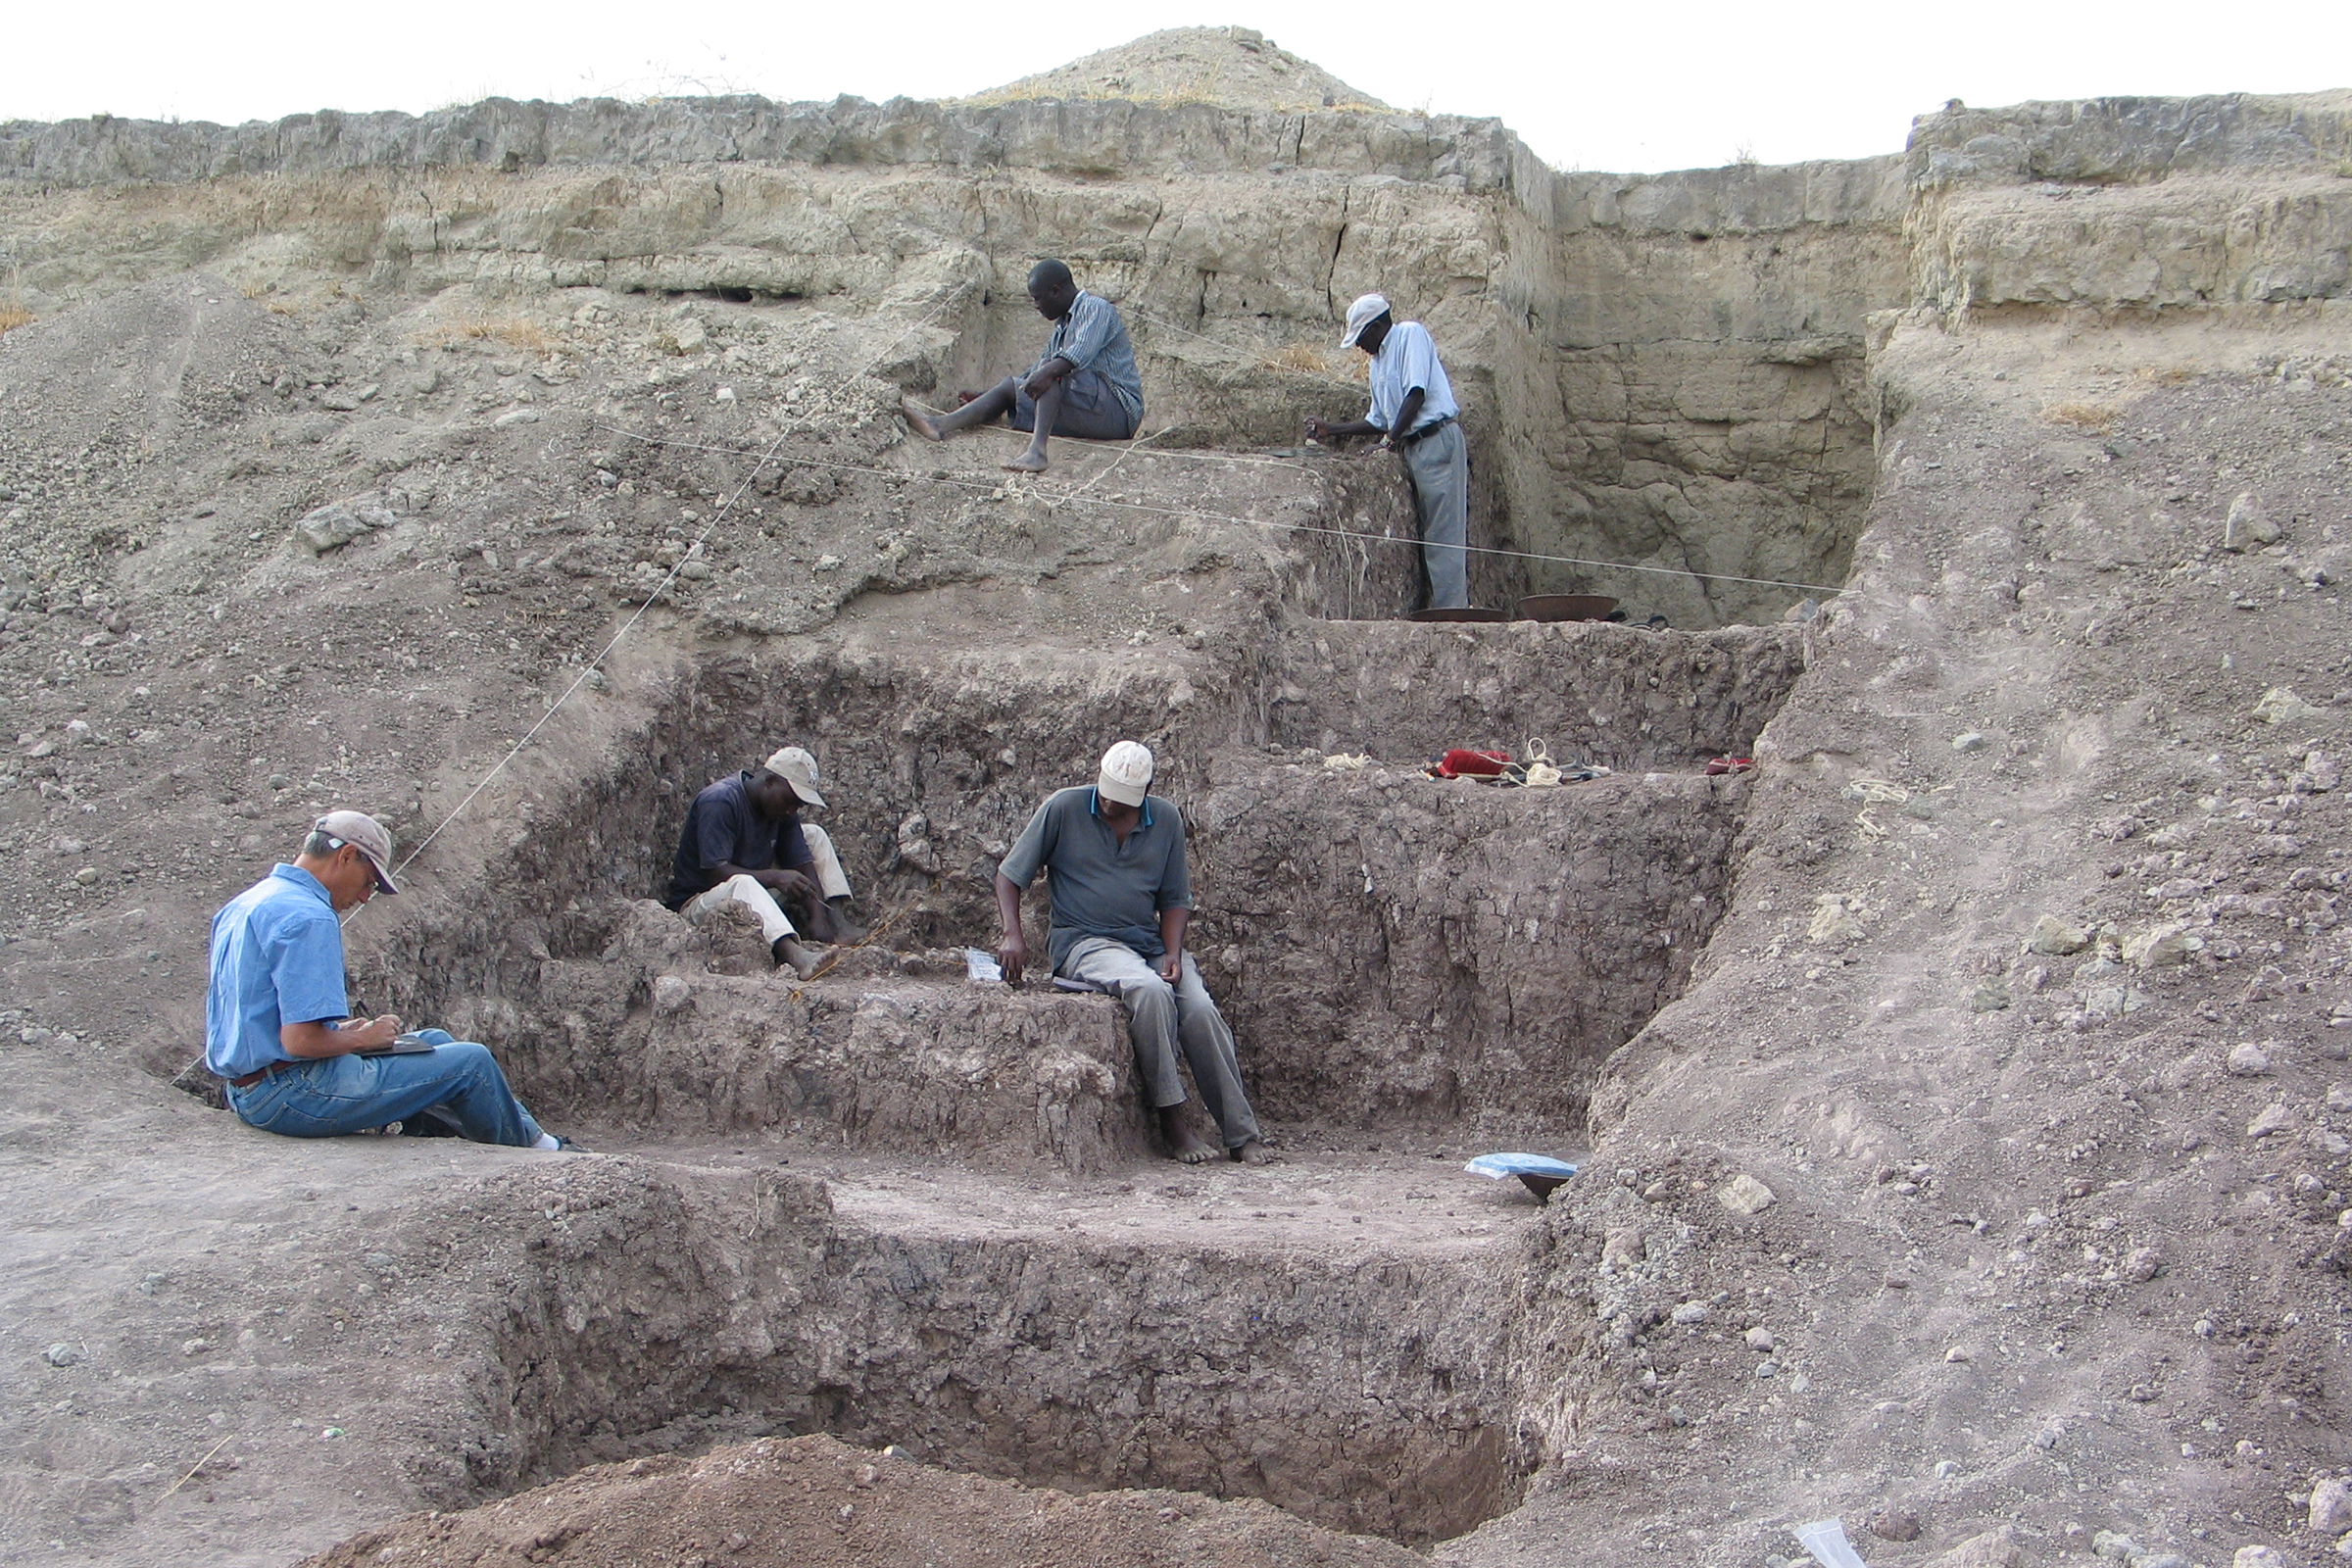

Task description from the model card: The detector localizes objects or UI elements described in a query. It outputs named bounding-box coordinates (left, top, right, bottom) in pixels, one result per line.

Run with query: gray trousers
left=1062, top=937, right=1261, bottom=1149
left=680, top=825, right=852, bottom=944
left=1399, top=420, right=1470, bottom=610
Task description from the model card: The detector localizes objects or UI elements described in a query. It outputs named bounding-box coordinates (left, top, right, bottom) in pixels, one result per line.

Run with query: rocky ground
left=4, top=31, right=2352, bottom=1568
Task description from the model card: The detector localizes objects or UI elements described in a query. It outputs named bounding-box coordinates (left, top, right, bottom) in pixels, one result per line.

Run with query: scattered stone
left=1944, top=1345, right=1973, bottom=1363
left=1669, top=1300, right=1709, bottom=1326
left=2092, top=1531, right=2142, bottom=1560
left=651, top=975, right=692, bottom=1015
left=1743, top=1326, right=1777, bottom=1350
left=1717, top=1173, right=1775, bottom=1215
left=1935, top=1525, right=2024, bottom=1567
left=2294, top=751, right=2341, bottom=794
left=1807, top=895, right=1866, bottom=944
left=1870, top=1506, right=1922, bottom=1543
left=2124, top=1247, right=2165, bottom=1283
left=494, top=408, right=542, bottom=427
left=2234, top=1546, right=2283, bottom=1568
left=293, top=496, right=398, bottom=556
left=41, top=1344, right=79, bottom=1367
left=2248, top=1102, right=2296, bottom=1140
left=812, top=555, right=843, bottom=573
left=72, top=867, right=99, bottom=886
left=2124, top=922, right=2198, bottom=967
left=2227, top=1041, right=2274, bottom=1077
left=180, top=1337, right=214, bottom=1356
left=1934, top=1459, right=1960, bottom=1479
left=1969, top=978, right=2013, bottom=1012
left=1952, top=731, right=1988, bottom=753
left=2254, top=687, right=2326, bottom=727
left=1754, top=1360, right=1780, bottom=1377
left=2029, top=915, right=2089, bottom=956
left=2128, top=1383, right=2157, bottom=1401
left=2313, top=1478, right=2352, bottom=1534
left=1600, top=1226, right=1644, bottom=1272
left=2224, top=491, right=2281, bottom=551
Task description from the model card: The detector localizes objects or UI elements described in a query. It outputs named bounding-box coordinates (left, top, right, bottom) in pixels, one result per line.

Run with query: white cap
left=1340, top=293, right=1392, bottom=348
left=1097, top=741, right=1154, bottom=808
left=762, top=746, right=826, bottom=808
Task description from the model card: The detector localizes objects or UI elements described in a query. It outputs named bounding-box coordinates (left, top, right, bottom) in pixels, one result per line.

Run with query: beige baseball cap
left=316, top=810, right=399, bottom=894
left=1097, top=741, right=1154, bottom=807
left=762, top=746, right=826, bottom=808
left=1340, top=292, right=1392, bottom=348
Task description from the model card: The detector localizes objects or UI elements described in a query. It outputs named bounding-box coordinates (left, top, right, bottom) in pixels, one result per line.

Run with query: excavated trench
left=343, top=547, right=1808, bottom=1544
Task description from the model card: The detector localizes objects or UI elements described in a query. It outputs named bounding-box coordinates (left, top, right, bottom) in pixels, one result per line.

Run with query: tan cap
left=1098, top=741, right=1154, bottom=808
left=762, top=746, right=826, bottom=808
left=315, top=809, right=399, bottom=894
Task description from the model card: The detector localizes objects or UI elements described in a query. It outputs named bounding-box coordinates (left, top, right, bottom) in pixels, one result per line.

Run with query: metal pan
left=1408, top=606, right=1511, bottom=623
left=1516, top=594, right=1620, bottom=622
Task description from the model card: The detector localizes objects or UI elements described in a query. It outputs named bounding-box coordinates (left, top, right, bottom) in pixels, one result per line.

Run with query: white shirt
left=1365, top=320, right=1458, bottom=435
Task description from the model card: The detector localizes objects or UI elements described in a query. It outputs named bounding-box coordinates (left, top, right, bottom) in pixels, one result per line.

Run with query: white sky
left=8, top=1, right=2350, bottom=175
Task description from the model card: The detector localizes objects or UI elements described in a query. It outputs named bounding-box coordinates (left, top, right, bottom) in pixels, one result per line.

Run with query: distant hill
left=963, top=25, right=1389, bottom=113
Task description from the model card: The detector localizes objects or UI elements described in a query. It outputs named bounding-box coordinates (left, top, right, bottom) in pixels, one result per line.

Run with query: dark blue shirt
left=998, top=786, right=1192, bottom=972
left=665, top=770, right=811, bottom=907
left=205, top=864, right=349, bottom=1079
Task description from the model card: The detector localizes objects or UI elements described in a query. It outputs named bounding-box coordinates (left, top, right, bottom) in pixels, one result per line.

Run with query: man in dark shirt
left=994, top=742, right=1267, bottom=1164
left=899, top=258, right=1145, bottom=473
left=665, top=747, right=860, bottom=978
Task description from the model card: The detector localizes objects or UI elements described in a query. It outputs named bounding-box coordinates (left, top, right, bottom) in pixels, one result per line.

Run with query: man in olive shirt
left=994, top=741, right=1267, bottom=1164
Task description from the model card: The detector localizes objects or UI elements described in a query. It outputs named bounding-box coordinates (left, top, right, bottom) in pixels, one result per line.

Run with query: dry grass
left=424, top=315, right=554, bottom=354
left=2134, top=366, right=2197, bottom=387
left=1262, top=341, right=1338, bottom=375
left=0, top=306, right=34, bottom=337
left=2039, top=400, right=2119, bottom=434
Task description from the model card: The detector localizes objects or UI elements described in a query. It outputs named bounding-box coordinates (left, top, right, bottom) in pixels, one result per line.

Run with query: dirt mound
left=303, top=1432, right=1422, bottom=1568
left=965, top=26, right=1388, bottom=113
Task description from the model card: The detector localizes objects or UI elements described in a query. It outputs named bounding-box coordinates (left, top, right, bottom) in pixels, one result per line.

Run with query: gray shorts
left=1011, top=367, right=1141, bottom=440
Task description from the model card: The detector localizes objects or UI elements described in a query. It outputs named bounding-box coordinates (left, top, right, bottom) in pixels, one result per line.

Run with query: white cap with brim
left=763, top=746, right=826, bottom=808
left=1340, top=292, right=1392, bottom=349
left=316, top=809, right=399, bottom=894
left=1098, top=740, right=1154, bottom=807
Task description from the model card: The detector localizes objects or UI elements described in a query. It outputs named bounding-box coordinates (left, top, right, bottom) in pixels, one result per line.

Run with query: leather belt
left=229, top=1057, right=306, bottom=1090
left=1399, top=414, right=1456, bottom=446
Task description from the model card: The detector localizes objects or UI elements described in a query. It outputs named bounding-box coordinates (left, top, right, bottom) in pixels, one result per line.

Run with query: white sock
left=535, top=1132, right=560, bottom=1152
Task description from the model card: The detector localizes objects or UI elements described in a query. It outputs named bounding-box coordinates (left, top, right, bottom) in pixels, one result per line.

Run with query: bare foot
left=1171, top=1132, right=1221, bottom=1164
left=1002, top=448, right=1049, bottom=473
left=772, top=935, right=827, bottom=980
left=1231, top=1138, right=1278, bottom=1165
left=898, top=396, right=943, bottom=441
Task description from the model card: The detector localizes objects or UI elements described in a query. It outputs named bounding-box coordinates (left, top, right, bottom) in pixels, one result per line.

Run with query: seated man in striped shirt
left=901, top=259, right=1144, bottom=473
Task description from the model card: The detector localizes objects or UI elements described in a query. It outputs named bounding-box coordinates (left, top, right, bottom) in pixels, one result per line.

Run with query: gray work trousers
left=1062, top=937, right=1262, bottom=1149
left=1398, top=420, right=1470, bottom=610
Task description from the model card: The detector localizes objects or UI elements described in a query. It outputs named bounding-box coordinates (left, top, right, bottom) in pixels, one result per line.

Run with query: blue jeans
left=227, top=1031, right=547, bottom=1148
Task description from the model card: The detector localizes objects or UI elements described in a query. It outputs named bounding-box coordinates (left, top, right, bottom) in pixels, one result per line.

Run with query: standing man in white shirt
left=1303, top=293, right=1470, bottom=611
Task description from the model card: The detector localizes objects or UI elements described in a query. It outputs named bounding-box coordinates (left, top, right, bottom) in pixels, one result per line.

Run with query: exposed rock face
left=966, top=25, right=1389, bottom=113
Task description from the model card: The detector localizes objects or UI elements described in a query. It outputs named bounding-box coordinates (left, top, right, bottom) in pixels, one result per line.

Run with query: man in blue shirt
left=663, top=745, right=859, bottom=979
left=1304, top=293, right=1471, bottom=610
left=206, top=810, right=561, bottom=1149
left=994, top=742, right=1268, bottom=1165
left=901, top=258, right=1145, bottom=473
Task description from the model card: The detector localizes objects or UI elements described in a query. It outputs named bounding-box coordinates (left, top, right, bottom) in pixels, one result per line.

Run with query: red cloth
left=1436, top=749, right=1511, bottom=778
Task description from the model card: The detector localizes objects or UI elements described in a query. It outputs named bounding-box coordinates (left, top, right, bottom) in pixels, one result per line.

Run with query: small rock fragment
left=2028, top=915, right=2089, bottom=956
left=1936, top=1525, right=2024, bottom=1568
left=2124, top=1247, right=2164, bottom=1283
left=2247, top=1102, right=2296, bottom=1140
left=2254, top=687, right=2324, bottom=727
left=42, top=1344, right=79, bottom=1367
left=1717, top=1173, right=1775, bottom=1215
left=2234, top=1546, right=2283, bottom=1568
left=1870, top=1507, right=1922, bottom=1543
left=1744, top=1326, right=1778, bottom=1350
left=2227, top=1042, right=2274, bottom=1077
left=1600, top=1226, right=1644, bottom=1272
left=2225, top=491, right=2281, bottom=551
left=2123, top=923, right=2198, bottom=967
left=1952, top=731, right=1988, bottom=754
left=1944, top=1346, right=1973, bottom=1363
left=2313, top=1478, right=2352, bottom=1534
left=651, top=975, right=691, bottom=1015
left=73, top=867, right=99, bottom=886
left=2092, top=1531, right=2141, bottom=1560
left=1669, top=1300, right=1709, bottom=1326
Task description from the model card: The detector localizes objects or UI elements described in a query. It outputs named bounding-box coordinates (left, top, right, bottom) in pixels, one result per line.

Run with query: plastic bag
left=1793, top=1519, right=1869, bottom=1568
left=963, top=947, right=1004, bottom=984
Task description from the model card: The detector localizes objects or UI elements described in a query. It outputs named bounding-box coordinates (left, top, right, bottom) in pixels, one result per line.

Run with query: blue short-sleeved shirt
left=998, top=786, right=1192, bottom=972
left=1365, top=319, right=1459, bottom=436
left=1035, top=291, right=1146, bottom=431
left=665, top=770, right=812, bottom=907
left=205, top=864, right=351, bottom=1079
